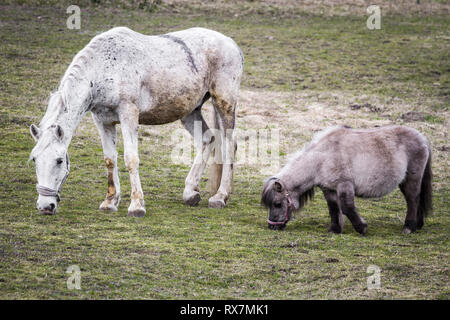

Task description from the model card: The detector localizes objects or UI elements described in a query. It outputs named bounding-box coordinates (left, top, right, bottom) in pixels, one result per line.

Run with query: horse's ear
left=55, top=125, right=64, bottom=141
left=30, top=124, right=41, bottom=141
left=273, top=181, right=282, bottom=193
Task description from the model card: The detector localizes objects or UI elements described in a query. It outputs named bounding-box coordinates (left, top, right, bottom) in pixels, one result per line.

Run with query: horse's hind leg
left=322, top=188, right=345, bottom=234
left=92, top=115, right=121, bottom=211
left=399, top=177, right=421, bottom=234
left=337, top=182, right=368, bottom=235
left=208, top=89, right=237, bottom=208
left=181, top=99, right=215, bottom=206
left=118, top=101, right=145, bottom=217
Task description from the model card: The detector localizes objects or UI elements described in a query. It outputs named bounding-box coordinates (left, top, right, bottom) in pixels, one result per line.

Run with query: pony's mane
left=261, top=177, right=278, bottom=208
left=279, top=125, right=348, bottom=175
left=297, top=187, right=315, bottom=210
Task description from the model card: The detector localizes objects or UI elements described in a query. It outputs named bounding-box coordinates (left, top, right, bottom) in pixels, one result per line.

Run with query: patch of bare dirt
left=74, top=87, right=448, bottom=192
left=163, top=0, right=450, bottom=16
left=401, top=111, right=428, bottom=122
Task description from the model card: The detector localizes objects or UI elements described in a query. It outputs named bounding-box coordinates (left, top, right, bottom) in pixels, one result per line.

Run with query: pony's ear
left=54, top=125, right=64, bottom=142
left=273, top=181, right=282, bottom=193
left=30, top=124, right=41, bottom=141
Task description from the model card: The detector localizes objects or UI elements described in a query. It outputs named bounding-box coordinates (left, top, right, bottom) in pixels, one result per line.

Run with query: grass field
left=0, top=0, right=449, bottom=299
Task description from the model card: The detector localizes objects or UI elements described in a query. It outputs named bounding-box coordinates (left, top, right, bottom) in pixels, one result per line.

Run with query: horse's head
left=261, top=178, right=295, bottom=230
left=29, top=124, right=70, bottom=215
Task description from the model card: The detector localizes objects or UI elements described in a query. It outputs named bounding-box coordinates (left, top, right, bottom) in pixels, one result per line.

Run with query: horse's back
left=85, top=27, right=243, bottom=124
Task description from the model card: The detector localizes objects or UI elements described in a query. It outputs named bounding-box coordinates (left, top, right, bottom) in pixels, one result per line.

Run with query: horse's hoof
left=183, top=191, right=201, bottom=206
left=99, top=201, right=118, bottom=212
left=128, top=208, right=146, bottom=217
left=208, top=197, right=226, bottom=208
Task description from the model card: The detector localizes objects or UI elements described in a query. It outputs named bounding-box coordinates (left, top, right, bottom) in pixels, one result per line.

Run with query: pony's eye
left=32, top=157, right=36, bottom=162
left=274, top=202, right=282, bottom=208
left=56, top=158, right=63, bottom=165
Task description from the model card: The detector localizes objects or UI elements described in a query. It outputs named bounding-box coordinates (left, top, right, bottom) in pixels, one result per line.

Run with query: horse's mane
left=39, top=92, right=64, bottom=128
left=32, top=45, right=97, bottom=162
left=39, top=43, right=96, bottom=130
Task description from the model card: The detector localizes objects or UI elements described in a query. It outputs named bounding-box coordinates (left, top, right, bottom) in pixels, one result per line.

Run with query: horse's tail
left=208, top=108, right=223, bottom=195
left=419, top=145, right=433, bottom=218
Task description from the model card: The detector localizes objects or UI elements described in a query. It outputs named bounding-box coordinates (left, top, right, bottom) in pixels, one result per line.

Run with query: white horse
left=29, top=27, right=243, bottom=216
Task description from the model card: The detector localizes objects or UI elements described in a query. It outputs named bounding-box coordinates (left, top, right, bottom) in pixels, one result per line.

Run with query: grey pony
left=262, top=125, right=432, bottom=235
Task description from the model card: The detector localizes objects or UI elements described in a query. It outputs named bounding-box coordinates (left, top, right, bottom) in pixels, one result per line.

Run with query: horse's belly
left=137, top=75, right=206, bottom=125
left=138, top=103, right=193, bottom=125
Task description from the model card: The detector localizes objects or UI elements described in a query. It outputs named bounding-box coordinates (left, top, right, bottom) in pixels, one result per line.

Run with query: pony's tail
left=208, top=107, right=223, bottom=195
left=419, top=146, right=433, bottom=219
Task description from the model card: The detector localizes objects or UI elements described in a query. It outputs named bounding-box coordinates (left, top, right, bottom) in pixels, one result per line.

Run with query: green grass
left=0, top=2, right=449, bottom=299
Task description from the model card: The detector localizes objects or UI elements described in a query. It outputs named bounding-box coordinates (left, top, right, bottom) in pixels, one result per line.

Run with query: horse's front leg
left=119, top=102, right=146, bottom=217
left=93, top=115, right=121, bottom=211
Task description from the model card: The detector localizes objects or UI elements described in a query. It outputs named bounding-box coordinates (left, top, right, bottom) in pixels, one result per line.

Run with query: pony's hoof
left=403, top=220, right=417, bottom=233
left=208, top=197, right=226, bottom=208
left=417, top=220, right=424, bottom=230
left=128, top=208, right=146, bottom=217
left=183, top=190, right=201, bottom=206
left=354, top=223, right=368, bottom=235
left=402, top=227, right=413, bottom=235
left=328, top=224, right=342, bottom=234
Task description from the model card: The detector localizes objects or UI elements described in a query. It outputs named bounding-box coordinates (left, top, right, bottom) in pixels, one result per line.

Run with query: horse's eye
left=32, top=157, right=36, bottom=162
left=56, top=158, right=63, bottom=165
left=274, top=202, right=282, bottom=208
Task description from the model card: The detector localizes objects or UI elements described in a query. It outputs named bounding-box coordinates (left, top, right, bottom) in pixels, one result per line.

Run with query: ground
left=0, top=1, right=448, bottom=299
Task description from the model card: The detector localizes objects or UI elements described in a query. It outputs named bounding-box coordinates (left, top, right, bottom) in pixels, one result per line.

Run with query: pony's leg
left=337, top=182, right=368, bottom=235
left=92, top=115, right=121, bottom=211
left=181, top=105, right=215, bottom=206
left=399, top=178, right=421, bottom=234
left=118, top=102, right=145, bottom=217
left=322, top=189, right=344, bottom=234
left=208, top=93, right=237, bottom=208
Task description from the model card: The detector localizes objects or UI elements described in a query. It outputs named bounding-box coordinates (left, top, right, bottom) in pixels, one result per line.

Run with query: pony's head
left=29, top=124, right=70, bottom=215
left=261, top=177, right=314, bottom=230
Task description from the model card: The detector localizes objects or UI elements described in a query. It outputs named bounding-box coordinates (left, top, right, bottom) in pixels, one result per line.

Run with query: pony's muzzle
left=267, top=218, right=287, bottom=230
left=268, top=222, right=286, bottom=230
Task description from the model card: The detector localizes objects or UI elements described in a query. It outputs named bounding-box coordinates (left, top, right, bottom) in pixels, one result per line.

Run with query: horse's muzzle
left=38, top=203, right=56, bottom=215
